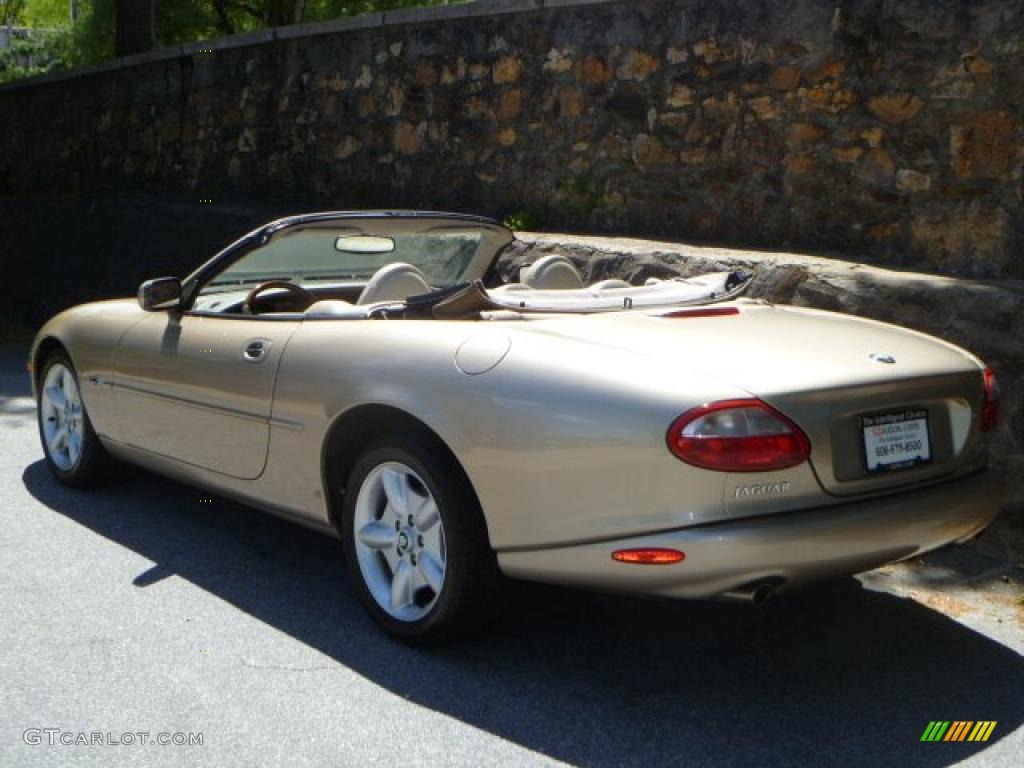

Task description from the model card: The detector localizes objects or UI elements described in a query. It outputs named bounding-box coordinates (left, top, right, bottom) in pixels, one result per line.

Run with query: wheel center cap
left=397, top=531, right=410, bottom=552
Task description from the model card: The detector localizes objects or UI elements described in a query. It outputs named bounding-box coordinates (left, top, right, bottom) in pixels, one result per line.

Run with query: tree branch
left=211, top=0, right=236, bottom=34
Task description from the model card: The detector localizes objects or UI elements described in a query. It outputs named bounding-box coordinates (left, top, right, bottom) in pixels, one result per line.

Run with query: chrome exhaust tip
left=720, top=578, right=785, bottom=605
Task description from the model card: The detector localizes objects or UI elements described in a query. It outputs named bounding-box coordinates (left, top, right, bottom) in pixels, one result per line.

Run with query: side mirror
left=138, top=277, right=182, bottom=311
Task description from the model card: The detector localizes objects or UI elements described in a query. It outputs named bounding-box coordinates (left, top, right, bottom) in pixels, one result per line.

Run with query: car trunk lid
left=525, top=303, right=987, bottom=496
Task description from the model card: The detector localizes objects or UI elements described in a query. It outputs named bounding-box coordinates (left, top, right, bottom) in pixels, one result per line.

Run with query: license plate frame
left=860, top=407, right=932, bottom=473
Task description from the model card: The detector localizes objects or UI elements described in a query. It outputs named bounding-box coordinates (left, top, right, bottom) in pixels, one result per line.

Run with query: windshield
left=203, top=228, right=484, bottom=293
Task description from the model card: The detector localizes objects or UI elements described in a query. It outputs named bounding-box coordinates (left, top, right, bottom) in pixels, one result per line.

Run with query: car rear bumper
left=496, top=469, right=1005, bottom=600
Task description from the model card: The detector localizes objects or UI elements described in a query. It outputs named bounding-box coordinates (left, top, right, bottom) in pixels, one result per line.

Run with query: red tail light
left=662, top=307, right=740, bottom=319
left=981, top=367, right=1000, bottom=432
left=612, top=548, right=686, bottom=565
left=667, top=399, right=811, bottom=472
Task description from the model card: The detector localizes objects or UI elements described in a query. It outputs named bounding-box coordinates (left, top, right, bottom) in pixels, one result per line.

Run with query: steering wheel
left=242, top=280, right=317, bottom=315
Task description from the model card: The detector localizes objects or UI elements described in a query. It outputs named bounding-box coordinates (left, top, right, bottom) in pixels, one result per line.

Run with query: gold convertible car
left=30, top=211, right=1004, bottom=643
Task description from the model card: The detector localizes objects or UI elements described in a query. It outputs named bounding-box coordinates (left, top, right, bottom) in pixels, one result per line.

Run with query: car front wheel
left=340, top=437, right=498, bottom=644
left=37, top=352, right=114, bottom=486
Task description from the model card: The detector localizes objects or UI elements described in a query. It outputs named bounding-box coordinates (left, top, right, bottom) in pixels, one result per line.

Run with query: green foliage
left=0, top=0, right=29, bottom=26
left=67, top=0, right=113, bottom=66
left=0, top=28, right=70, bottom=82
left=2, top=1, right=113, bottom=73
left=1, top=0, right=464, bottom=81
left=21, top=0, right=68, bottom=26
left=503, top=209, right=544, bottom=232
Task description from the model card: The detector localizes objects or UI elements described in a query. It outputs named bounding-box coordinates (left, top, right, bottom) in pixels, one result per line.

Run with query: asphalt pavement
left=1, top=342, right=1022, bottom=768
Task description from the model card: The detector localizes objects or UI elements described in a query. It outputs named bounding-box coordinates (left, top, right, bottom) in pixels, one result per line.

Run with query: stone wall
left=2, top=0, right=1024, bottom=278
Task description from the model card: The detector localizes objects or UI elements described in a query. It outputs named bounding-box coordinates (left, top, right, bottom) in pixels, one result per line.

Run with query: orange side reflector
left=611, top=548, right=686, bottom=565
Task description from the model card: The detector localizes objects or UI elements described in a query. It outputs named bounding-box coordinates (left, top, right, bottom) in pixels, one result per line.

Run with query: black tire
left=339, top=435, right=500, bottom=645
left=36, top=351, right=115, bottom=487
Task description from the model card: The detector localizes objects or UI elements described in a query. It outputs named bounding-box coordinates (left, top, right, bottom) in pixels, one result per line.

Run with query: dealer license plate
left=861, top=408, right=931, bottom=473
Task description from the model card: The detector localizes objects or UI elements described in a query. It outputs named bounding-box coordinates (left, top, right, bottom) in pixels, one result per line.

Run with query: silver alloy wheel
left=40, top=362, right=85, bottom=472
left=352, top=461, right=448, bottom=622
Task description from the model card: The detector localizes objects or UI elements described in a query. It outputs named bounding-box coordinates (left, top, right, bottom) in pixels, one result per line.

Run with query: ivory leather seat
left=521, top=255, right=585, bottom=289
left=357, top=263, right=432, bottom=305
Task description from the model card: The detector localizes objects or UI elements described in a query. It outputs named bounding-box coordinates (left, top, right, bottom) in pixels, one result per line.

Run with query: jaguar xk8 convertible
left=30, top=211, right=1005, bottom=643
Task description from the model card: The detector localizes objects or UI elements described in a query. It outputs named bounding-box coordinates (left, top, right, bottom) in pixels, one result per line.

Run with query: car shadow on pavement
left=22, top=459, right=1024, bottom=768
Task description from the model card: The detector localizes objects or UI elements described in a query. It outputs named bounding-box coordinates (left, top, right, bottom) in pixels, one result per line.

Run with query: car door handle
left=242, top=339, right=272, bottom=363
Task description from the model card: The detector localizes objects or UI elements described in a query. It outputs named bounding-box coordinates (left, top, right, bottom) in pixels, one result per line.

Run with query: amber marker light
left=611, top=548, right=686, bottom=565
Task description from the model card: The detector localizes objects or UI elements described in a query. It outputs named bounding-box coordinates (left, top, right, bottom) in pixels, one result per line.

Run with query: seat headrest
left=522, top=254, right=585, bottom=290
left=357, top=262, right=432, bottom=305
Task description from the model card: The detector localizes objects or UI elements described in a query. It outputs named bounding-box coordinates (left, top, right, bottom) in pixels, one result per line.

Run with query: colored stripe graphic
left=944, top=722, right=972, bottom=741
left=921, top=721, right=996, bottom=742
left=969, top=722, right=997, bottom=742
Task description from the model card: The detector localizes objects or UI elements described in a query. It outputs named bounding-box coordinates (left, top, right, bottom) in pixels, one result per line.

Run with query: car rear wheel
left=340, top=437, right=498, bottom=645
left=37, top=352, right=114, bottom=487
